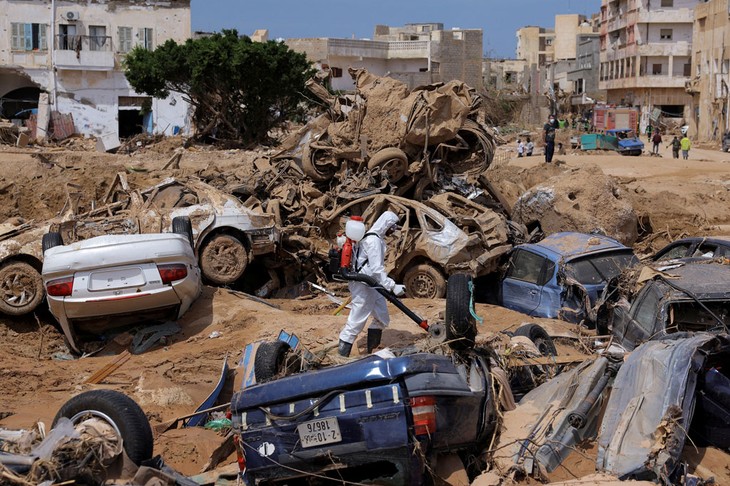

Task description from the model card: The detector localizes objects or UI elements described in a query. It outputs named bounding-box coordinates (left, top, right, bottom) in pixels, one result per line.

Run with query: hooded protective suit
left=338, top=211, right=400, bottom=345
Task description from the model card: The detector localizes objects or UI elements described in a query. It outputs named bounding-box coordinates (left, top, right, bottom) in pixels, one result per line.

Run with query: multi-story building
left=483, top=58, right=528, bottom=92
left=516, top=26, right=555, bottom=67
left=568, top=33, right=603, bottom=106
left=598, top=0, right=699, bottom=133
left=688, top=0, right=730, bottom=142
left=286, top=23, right=483, bottom=91
left=0, top=0, right=191, bottom=140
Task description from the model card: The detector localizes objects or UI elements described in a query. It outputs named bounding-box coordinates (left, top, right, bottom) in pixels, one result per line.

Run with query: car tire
left=172, top=216, right=194, bottom=249
left=301, top=143, right=337, bottom=182
left=199, top=233, right=248, bottom=285
left=445, top=273, right=477, bottom=351
left=514, top=323, right=558, bottom=357
left=42, top=232, right=64, bottom=253
left=254, top=341, right=291, bottom=384
left=53, top=389, right=153, bottom=466
left=403, top=263, right=446, bottom=299
left=367, top=147, right=408, bottom=183
left=0, top=261, right=44, bottom=316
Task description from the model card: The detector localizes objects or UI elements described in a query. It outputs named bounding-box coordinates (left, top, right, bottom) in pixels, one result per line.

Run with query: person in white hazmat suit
left=338, top=211, right=406, bottom=357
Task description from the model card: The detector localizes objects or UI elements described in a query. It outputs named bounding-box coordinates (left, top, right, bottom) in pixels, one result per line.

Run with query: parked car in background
left=318, top=194, right=512, bottom=299
left=609, top=262, right=730, bottom=351
left=501, top=232, right=638, bottom=326
left=651, top=236, right=730, bottom=262
left=0, top=174, right=277, bottom=318
left=42, top=222, right=202, bottom=353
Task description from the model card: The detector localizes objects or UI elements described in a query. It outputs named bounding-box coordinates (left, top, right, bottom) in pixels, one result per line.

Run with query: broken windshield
left=565, top=251, right=637, bottom=285
left=667, top=300, right=730, bottom=333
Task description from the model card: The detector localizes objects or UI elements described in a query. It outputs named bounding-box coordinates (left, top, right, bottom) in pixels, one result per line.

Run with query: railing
left=56, top=34, right=112, bottom=52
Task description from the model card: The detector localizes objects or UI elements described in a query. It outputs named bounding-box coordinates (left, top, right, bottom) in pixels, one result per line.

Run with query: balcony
left=600, top=74, right=689, bottom=91
left=326, top=38, right=430, bottom=59
left=54, top=35, right=115, bottom=71
left=637, top=8, right=694, bottom=24
left=637, top=41, right=691, bottom=57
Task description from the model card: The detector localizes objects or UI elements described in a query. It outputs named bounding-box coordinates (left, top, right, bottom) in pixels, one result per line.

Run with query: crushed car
left=41, top=220, right=202, bottom=353
left=500, top=232, right=638, bottom=326
left=651, top=235, right=730, bottom=261
left=608, top=262, right=730, bottom=351
left=0, top=174, right=278, bottom=317
left=317, top=194, right=512, bottom=298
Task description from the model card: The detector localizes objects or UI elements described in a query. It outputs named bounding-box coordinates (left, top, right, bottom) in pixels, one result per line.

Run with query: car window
left=655, top=243, right=691, bottom=261
left=668, top=300, right=730, bottom=332
left=565, top=251, right=637, bottom=285
left=716, top=245, right=730, bottom=258
left=694, top=243, right=718, bottom=258
left=505, top=250, right=546, bottom=285
left=422, top=213, right=443, bottom=232
left=631, top=285, right=662, bottom=335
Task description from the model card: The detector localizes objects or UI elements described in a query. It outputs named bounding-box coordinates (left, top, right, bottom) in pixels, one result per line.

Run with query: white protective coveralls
left=338, top=211, right=400, bottom=345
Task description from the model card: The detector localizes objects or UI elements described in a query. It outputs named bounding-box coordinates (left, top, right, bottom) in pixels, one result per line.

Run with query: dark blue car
left=230, top=352, right=496, bottom=484
left=501, top=232, right=638, bottom=325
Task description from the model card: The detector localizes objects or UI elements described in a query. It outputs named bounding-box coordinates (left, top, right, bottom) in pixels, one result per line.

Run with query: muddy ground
left=0, top=139, right=729, bottom=483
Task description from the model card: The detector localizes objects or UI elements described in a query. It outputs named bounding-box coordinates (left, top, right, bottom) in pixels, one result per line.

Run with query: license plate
left=297, top=417, right=342, bottom=448
left=89, top=267, right=145, bottom=291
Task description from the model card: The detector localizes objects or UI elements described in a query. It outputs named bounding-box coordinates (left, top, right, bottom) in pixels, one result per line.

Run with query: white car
left=42, top=224, right=202, bottom=353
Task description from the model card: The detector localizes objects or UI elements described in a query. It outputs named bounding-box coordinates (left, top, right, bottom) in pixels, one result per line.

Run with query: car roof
left=520, top=232, right=629, bottom=260
left=652, top=263, right=730, bottom=299
left=665, top=236, right=730, bottom=246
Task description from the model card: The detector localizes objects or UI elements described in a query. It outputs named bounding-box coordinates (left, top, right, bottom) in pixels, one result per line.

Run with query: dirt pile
left=512, top=164, right=639, bottom=245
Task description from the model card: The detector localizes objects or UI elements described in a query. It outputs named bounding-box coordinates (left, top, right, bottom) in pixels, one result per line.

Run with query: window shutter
left=24, top=23, right=33, bottom=51
left=39, top=24, right=47, bottom=50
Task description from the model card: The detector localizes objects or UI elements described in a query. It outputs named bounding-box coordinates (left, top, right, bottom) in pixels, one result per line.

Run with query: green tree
left=124, top=30, right=313, bottom=144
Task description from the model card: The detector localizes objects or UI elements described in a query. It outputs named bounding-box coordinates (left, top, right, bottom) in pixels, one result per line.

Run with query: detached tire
left=403, top=263, right=446, bottom=299
left=42, top=232, right=64, bottom=253
left=254, top=341, right=291, bottom=384
left=172, top=216, right=194, bottom=249
left=53, top=390, right=153, bottom=466
left=367, top=147, right=408, bottom=183
left=514, top=323, right=557, bottom=357
left=445, top=274, right=477, bottom=351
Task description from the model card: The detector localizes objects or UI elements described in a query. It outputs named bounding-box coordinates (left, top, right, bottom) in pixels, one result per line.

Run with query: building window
left=683, top=63, right=691, bottom=76
left=660, top=0, right=673, bottom=6
left=660, top=29, right=673, bottom=40
left=10, top=22, right=48, bottom=51
left=330, top=67, right=343, bottom=78
left=652, top=63, right=663, bottom=75
left=138, top=27, right=153, bottom=50
left=118, top=26, right=133, bottom=53
left=545, top=38, right=553, bottom=46
left=88, top=25, right=107, bottom=51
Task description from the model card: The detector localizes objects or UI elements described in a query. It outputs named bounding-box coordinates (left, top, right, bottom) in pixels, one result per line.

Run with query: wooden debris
left=84, top=350, right=132, bottom=384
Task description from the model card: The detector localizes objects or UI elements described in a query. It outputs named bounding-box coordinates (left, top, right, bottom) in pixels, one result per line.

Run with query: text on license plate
left=89, top=267, right=145, bottom=290
left=297, top=417, right=342, bottom=448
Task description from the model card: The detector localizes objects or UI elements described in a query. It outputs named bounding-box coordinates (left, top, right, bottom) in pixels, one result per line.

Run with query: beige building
left=286, top=23, right=483, bottom=92
left=516, top=26, right=554, bottom=67
left=483, top=58, right=527, bottom=91
left=688, top=0, right=730, bottom=142
left=598, top=0, right=699, bottom=133
left=0, top=0, right=191, bottom=139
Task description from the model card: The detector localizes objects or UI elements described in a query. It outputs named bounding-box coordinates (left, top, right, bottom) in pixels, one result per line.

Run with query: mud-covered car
left=0, top=174, right=278, bottom=317
left=500, top=232, right=638, bottom=325
left=651, top=236, right=730, bottom=261
left=609, top=262, right=730, bottom=351
left=42, top=224, right=202, bottom=353
left=318, top=194, right=512, bottom=299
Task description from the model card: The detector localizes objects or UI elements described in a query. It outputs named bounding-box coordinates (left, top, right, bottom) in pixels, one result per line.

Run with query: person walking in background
left=652, top=130, right=662, bottom=155
left=680, top=135, right=691, bottom=160
left=668, top=135, right=681, bottom=159
left=526, top=137, right=534, bottom=156
left=517, top=138, right=525, bottom=157
left=646, top=123, right=653, bottom=142
left=544, top=114, right=557, bottom=163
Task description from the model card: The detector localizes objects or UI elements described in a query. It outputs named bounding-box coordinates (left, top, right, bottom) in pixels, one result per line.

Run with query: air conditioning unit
left=65, top=11, right=80, bottom=21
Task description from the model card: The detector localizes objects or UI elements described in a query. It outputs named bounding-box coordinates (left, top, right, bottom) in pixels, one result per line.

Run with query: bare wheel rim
left=69, top=409, right=123, bottom=441
left=381, top=158, right=406, bottom=181
left=411, top=273, right=437, bottom=299
left=1, top=270, right=37, bottom=308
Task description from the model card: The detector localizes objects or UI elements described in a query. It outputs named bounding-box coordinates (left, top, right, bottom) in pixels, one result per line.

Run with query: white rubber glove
left=393, top=284, right=406, bottom=297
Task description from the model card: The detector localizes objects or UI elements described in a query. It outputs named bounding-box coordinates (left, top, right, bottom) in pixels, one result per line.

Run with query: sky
left=191, top=0, right=602, bottom=59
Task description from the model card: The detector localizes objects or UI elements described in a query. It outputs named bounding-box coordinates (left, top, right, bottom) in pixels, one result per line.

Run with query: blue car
left=605, top=128, right=644, bottom=156
left=500, top=232, right=638, bottom=325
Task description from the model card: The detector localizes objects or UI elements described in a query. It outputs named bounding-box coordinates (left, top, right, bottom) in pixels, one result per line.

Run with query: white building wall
left=0, top=0, right=191, bottom=138
left=646, top=23, right=692, bottom=43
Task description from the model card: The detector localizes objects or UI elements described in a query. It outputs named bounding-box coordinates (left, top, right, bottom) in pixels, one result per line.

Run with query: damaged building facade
left=687, top=0, right=730, bottom=143
left=0, top=0, right=191, bottom=140
left=598, top=0, right=699, bottom=133
left=285, top=23, right=483, bottom=92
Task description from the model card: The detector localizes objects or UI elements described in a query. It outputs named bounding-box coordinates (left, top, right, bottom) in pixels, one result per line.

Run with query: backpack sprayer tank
left=328, top=216, right=365, bottom=274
